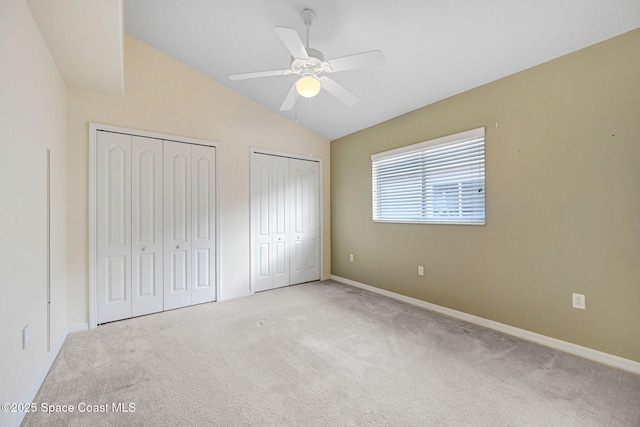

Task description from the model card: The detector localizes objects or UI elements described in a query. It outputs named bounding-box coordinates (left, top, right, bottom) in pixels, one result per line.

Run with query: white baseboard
left=8, top=323, right=83, bottom=427
left=330, top=275, right=640, bottom=375
left=219, top=290, right=252, bottom=302
left=67, top=322, right=89, bottom=334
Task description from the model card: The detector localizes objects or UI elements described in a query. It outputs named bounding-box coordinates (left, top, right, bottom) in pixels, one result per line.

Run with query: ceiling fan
left=229, top=8, right=385, bottom=111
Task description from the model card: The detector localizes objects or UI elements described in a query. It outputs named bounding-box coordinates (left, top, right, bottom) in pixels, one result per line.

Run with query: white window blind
left=372, top=127, right=485, bottom=224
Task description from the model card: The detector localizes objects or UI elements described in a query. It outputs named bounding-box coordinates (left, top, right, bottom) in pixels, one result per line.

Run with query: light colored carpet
left=23, top=281, right=640, bottom=426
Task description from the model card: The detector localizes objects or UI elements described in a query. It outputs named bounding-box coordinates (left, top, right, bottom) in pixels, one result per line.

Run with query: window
left=372, top=127, right=485, bottom=224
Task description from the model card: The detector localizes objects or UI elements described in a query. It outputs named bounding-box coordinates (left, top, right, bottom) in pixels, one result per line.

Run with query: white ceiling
left=126, top=0, right=639, bottom=141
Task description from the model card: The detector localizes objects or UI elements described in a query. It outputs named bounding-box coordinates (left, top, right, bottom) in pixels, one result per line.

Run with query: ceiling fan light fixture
left=296, top=75, right=321, bottom=98
left=229, top=7, right=384, bottom=111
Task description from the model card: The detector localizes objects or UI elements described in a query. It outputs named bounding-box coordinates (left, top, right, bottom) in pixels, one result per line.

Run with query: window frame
left=371, top=127, right=486, bottom=225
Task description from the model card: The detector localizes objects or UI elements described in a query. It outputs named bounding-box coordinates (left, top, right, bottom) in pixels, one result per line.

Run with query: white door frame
left=249, top=147, right=324, bottom=294
left=89, top=122, right=220, bottom=329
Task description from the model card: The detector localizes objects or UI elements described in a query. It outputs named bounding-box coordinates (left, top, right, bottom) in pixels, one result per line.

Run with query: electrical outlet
left=349, top=254, right=354, bottom=263
left=22, top=325, right=31, bottom=349
left=572, top=293, right=586, bottom=310
left=418, top=265, right=424, bottom=276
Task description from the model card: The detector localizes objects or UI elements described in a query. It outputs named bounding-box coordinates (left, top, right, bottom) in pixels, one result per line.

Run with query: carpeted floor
left=23, top=281, right=640, bottom=426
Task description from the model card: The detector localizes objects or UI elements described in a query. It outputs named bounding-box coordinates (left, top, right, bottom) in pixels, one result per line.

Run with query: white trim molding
left=330, top=275, right=640, bottom=375
left=219, top=290, right=252, bottom=302
left=66, top=323, right=90, bottom=334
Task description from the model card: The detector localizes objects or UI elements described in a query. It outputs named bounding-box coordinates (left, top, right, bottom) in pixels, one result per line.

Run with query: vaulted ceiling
left=124, top=1, right=639, bottom=140
left=27, top=0, right=124, bottom=97
left=33, top=1, right=640, bottom=141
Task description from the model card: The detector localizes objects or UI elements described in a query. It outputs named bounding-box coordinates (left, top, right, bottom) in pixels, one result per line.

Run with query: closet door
left=290, top=159, right=320, bottom=285
left=96, top=131, right=132, bottom=324
left=252, top=154, right=273, bottom=292
left=164, top=141, right=192, bottom=310
left=251, top=153, right=320, bottom=292
left=191, top=145, right=216, bottom=304
left=303, top=160, right=320, bottom=282
left=131, top=136, right=163, bottom=317
left=271, top=156, right=290, bottom=289
left=289, top=159, right=305, bottom=285
left=94, top=128, right=218, bottom=324
left=251, top=154, right=290, bottom=292
left=164, top=141, right=217, bottom=309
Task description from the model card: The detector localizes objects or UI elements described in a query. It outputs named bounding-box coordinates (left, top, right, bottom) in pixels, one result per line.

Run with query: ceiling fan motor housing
left=291, top=48, right=327, bottom=78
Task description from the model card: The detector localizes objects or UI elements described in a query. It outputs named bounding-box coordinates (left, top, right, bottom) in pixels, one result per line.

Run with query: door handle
left=141, top=247, right=146, bottom=251
left=176, top=244, right=182, bottom=250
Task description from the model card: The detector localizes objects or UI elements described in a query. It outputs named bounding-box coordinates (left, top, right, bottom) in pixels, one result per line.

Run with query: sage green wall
left=331, top=29, right=640, bottom=362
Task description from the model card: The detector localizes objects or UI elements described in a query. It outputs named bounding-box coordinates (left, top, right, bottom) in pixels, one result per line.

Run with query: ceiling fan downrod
left=300, top=8, right=316, bottom=48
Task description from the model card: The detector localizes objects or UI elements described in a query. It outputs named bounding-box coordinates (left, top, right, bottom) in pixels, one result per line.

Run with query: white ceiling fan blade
left=229, top=69, right=292, bottom=81
left=320, top=77, right=359, bottom=106
left=274, top=27, right=309, bottom=59
left=279, top=82, right=298, bottom=111
left=325, top=50, right=385, bottom=73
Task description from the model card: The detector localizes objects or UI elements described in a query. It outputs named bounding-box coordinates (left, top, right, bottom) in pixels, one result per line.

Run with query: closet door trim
left=89, top=123, right=220, bottom=329
left=249, top=147, right=324, bottom=295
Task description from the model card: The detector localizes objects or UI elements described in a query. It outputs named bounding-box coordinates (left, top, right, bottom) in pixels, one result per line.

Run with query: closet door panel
left=96, top=132, right=132, bottom=324
left=135, top=254, right=156, bottom=295
left=164, top=141, right=192, bottom=310
left=105, top=256, right=127, bottom=301
left=291, top=240, right=305, bottom=282
left=304, top=161, right=321, bottom=281
left=191, top=145, right=216, bottom=304
left=258, top=244, right=270, bottom=278
left=252, top=154, right=273, bottom=292
left=271, top=156, right=290, bottom=289
left=131, top=136, right=163, bottom=317
left=289, top=159, right=306, bottom=285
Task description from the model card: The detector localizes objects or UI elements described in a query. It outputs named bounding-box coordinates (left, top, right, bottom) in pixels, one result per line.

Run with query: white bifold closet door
left=289, top=158, right=320, bottom=285
left=163, top=141, right=216, bottom=310
left=96, top=131, right=215, bottom=324
left=97, top=132, right=164, bottom=323
left=131, top=136, right=164, bottom=317
left=251, top=153, right=320, bottom=293
left=253, top=154, right=290, bottom=292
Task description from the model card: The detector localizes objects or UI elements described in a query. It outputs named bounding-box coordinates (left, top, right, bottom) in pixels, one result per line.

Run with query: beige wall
left=0, top=0, right=68, bottom=424
left=67, top=35, right=331, bottom=326
left=331, top=29, right=640, bottom=362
